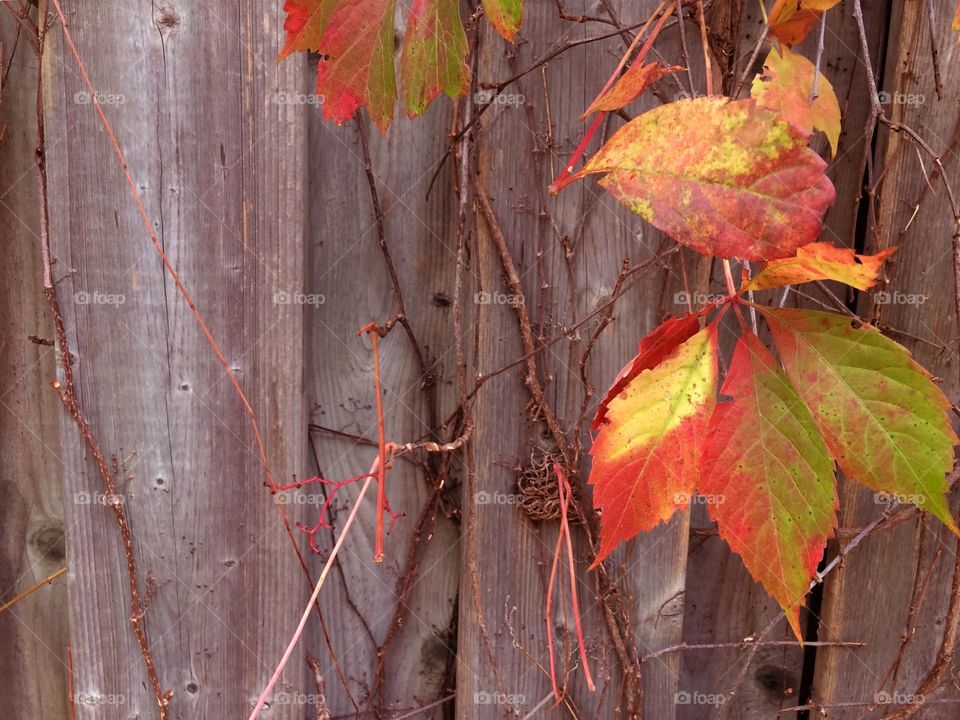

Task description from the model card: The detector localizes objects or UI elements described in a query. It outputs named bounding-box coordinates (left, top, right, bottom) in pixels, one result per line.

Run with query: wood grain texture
left=0, top=20, right=70, bottom=719
left=43, top=1, right=311, bottom=716
left=302, top=62, right=461, bottom=716
left=812, top=2, right=960, bottom=718
left=459, top=3, right=699, bottom=717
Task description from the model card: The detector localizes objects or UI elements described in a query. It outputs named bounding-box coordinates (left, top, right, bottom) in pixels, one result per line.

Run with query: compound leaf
left=743, top=242, right=896, bottom=292
left=700, top=332, right=836, bottom=639
left=590, top=323, right=718, bottom=563
left=760, top=307, right=959, bottom=532
left=571, top=97, right=836, bottom=260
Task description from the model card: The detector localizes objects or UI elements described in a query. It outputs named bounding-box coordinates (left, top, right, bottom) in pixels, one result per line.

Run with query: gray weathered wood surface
left=1, top=1, right=959, bottom=718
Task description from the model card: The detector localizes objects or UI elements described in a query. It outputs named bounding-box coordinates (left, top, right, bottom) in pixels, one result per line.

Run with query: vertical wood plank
left=43, top=1, right=310, bottom=716
left=0, top=18, right=69, bottom=718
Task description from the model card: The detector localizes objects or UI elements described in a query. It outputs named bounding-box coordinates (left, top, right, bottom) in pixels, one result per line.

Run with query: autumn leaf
left=954, top=0, right=960, bottom=39
left=592, top=313, right=702, bottom=430
left=751, top=46, right=841, bottom=157
left=768, top=0, right=841, bottom=47
left=742, top=242, right=896, bottom=292
left=760, top=307, right=959, bottom=532
left=402, top=0, right=470, bottom=117
left=590, top=323, right=718, bottom=563
left=279, top=0, right=469, bottom=130
left=483, top=0, right=523, bottom=40
left=569, top=97, right=836, bottom=260
left=582, top=61, right=683, bottom=118
left=700, top=332, right=837, bottom=639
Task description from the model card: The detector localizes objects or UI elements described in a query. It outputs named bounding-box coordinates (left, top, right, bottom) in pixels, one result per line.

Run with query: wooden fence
left=1, top=1, right=959, bottom=718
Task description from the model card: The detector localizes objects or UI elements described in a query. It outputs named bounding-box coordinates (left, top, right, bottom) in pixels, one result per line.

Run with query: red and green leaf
left=569, top=97, right=836, bottom=260
left=582, top=61, right=683, bottom=118
left=280, top=0, right=470, bottom=130
left=743, top=242, right=896, bottom=292
left=700, top=332, right=837, bottom=639
left=482, top=0, right=523, bottom=40
left=767, top=0, right=840, bottom=47
left=760, top=307, right=959, bottom=532
left=751, top=46, right=841, bottom=157
left=590, top=323, right=719, bottom=563
left=402, top=0, right=470, bottom=117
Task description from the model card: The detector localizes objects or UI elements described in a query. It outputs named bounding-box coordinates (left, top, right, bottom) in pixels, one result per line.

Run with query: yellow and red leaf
left=571, top=97, right=836, bottom=261
left=742, top=242, right=896, bottom=292
left=590, top=323, right=719, bottom=563
left=700, top=332, right=837, bottom=639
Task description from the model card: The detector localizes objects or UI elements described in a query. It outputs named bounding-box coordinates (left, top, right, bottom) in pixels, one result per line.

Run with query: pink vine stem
left=248, top=454, right=382, bottom=720
left=546, top=464, right=595, bottom=702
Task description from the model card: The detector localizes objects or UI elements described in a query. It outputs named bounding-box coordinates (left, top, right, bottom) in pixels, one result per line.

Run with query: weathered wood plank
left=43, top=1, right=310, bottom=716
left=459, top=3, right=700, bottom=717
left=0, top=18, right=69, bottom=719
left=302, top=62, right=462, bottom=717
left=812, top=2, right=960, bottom=717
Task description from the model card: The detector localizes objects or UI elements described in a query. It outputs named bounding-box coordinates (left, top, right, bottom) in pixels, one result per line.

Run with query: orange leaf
left=751, top=46, right=841, bottom=157
left=742, top=242, right=896, bottom=292
left=590, top=322, right=718, bottom=563
left=768, top=0, right=840, bottom=47
left=582, top=61, right=683, bottom=118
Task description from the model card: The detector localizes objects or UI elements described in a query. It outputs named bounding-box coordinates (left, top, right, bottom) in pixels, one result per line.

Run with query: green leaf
left=760, top=307, right=959, bottom=531
left=482, top=0, right=523, bottom=40
left=402, top=0, right=470, bottom=117
left=700, top=332, right=836, bottom=639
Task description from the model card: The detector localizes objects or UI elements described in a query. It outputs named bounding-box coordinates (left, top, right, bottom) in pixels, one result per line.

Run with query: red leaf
left=767, top=0, right=840, bottom=47
left=590, top=323, right=719, bottom=563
